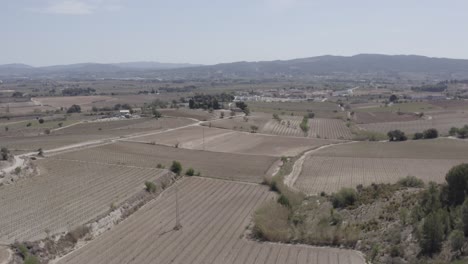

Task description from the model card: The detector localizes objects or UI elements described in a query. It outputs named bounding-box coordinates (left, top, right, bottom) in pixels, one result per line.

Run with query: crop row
left=58, top=177, right=364, bottom=264
left=0, top=158, right=166, bottom=243
left=296, top=156, right=465, bottom=194
left=262, top=118, right=352, bottom=139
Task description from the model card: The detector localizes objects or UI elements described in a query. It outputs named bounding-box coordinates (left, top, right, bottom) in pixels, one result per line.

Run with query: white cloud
left=31, top=0, right=124, bottom=15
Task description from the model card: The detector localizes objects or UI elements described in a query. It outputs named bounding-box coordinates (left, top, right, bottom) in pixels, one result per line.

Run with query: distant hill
left=160, top=54, right=468, bottom=80
left=2, top=54, right=468, bottom=80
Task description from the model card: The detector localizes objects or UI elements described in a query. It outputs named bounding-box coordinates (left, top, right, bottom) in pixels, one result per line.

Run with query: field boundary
left=284, top=141, right=357, bottom=191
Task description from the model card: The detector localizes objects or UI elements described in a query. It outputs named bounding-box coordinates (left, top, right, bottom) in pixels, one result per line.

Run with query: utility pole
left=173, top=175, right=182, bottom=231
left=202, top=126, right=205, bottom=151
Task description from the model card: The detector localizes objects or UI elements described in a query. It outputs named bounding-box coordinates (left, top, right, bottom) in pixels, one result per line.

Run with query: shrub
left=145, top=181, right=157, bottom=193
left=185, top=168, right=195, bottom=176
left=449, top=127, right=459, bottom=136
left=44, top=129, right=51, bottom=135
left=195, top=171, right=201, bottom=176
left=398, top=176, right=424, bottom=188
left=423, top=128, right=438, bottom=139
left=250, top=125, right=258, bottom=133
left=14, top=167, right=21, bottom=175
left=58, top=122, right=63, bottom=127
left=332, top=188, right=357, bottom=208
left=156, top=163, right=164, bottom=169
left=1, top=147, right=9, bottom=160
left=152, top=109, right=162, bottom=119
left=413, top=132, right=424, bottom=140
left=26, top=122, right=31, bottom=127
left=307, top=112, right=315, bottom=119
left=67, top=104, right=81, bottom=113
left=38, top=118, right=44, bottom=124
left=277, top=194, right=291, bottom=208
left=253, top=201, right=291, bottom=242
left=66, top=225, right=90, bottom=243
left=449, top=229, right=465, bottom=253
left=387, top=130, right=407, bottom=141
left=390, top=245, right=402, bottom=257
left=170, top=161, right=182, bottom=175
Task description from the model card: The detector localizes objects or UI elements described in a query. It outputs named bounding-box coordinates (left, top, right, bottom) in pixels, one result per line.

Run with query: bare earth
left=56, top=177, right=364, bottom=264
left=0, top=158, right=169, bottom=243
left=294, top=139, right=468, bottom=194
left=54, top=141, right=277, bottom=183
left=129, top=126, right=338, bottom=157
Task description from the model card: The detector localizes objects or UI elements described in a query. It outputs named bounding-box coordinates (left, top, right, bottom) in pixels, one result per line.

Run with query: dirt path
left=0, top=246, right=11, bottom=264
left=283, top=141, right=357, bottom=190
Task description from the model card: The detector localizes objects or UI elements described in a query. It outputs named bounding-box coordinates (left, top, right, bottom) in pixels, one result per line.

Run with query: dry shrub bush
left=253, top=201, right=291, bottom=242
left=66, top=225, right=90, bottom=243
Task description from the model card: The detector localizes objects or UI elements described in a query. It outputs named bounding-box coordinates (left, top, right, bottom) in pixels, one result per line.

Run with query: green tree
left=185, top=168, right=195, bottom=176
left=67, top=104, right=81, bottom=113
left=462, top=199, right=468, bottom=236
left=387, top=130, right=407, bottom=141
left=423, top=128, right=438, bottom=139
left=389, top=94, right=398, bottom=102
left=445, top=164, right=468, bottom=205
left=170, top=161, right=182, bottom=175
left=420, top=212, right=444, bottom=256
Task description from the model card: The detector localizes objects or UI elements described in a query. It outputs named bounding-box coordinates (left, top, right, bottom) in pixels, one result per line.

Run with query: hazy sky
left=2, top=0, right=468, bottom=66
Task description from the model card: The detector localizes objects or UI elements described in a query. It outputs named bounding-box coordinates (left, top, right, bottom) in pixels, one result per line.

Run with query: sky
left=1, top=0, right=468, bottom=66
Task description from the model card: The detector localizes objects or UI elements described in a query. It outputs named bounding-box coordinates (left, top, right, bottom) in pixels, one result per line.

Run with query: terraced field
left=57, top=177, right=364, bottom=264
left=55, top=141, right=277, bottom=183
left=131, top=126, right=338, bottom=157
left=0, top=158, right=168, bottom=243
left=358, top=112, right=468, bottom=135
left=295, top=139, right=468, bottom=194
left=262, top=118, right=353, bottom=139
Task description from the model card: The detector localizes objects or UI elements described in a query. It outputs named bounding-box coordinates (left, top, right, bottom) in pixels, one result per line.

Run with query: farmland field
left=55, top=141, right=277, bottom=183
left=0, top=117, right=195, bottom=154
left=358, top=111, right=468, bottom=135
left=33, top=96, right=116, bottom=111
left=131, top=126, right=338, bottom=157
left=354, top=111, right=420, bottom=124
left=353, top=102, right=440, bottom=113
left=262, top=117, right=353, bottom=139
left=57, top=177, right=364, bottom=264
left=249, top=101, right=344, bottom=118
left=207, top=113, right=352, bottom=139
left=294, top=139, right=468, bottom=194
left=0, top=158, right=169, bottom=243
left=160, top=108, right=217, bottom=121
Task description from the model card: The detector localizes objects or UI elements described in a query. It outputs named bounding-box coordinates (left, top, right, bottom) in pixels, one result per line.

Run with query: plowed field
left=57, top=177, right=364, bottom=264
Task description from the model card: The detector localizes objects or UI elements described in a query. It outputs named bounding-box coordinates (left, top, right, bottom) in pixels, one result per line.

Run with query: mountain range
left=2, top=54, right=468, bottom=80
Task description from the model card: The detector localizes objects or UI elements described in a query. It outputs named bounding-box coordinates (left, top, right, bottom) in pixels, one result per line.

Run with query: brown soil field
left=160, top=108, right=217, bottom=121
left=34, top=96, right=116, bottom=111
left=55, top=141, right=277, bottom=183
left=57, top=177, right=364, bottom=264
left=295, top=139, right=468, bottom=194
left=207, top=113, right=352, bottom=139
left=358, top=111, right=468, bottom=135
left=205, top=112, right=271, bottom=132
left=130, top=126, right=338, bottom=157
left=354, top=112, right=420, bottom=124
left=429, top=99, right=468, bottom=110
left=262, top=117, right=353, bottom=139
left=249, top=101, right=344, bottom=118
left=0, top=158, right=168, bottom=243
left=0, top=117, right=195, bottom=154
